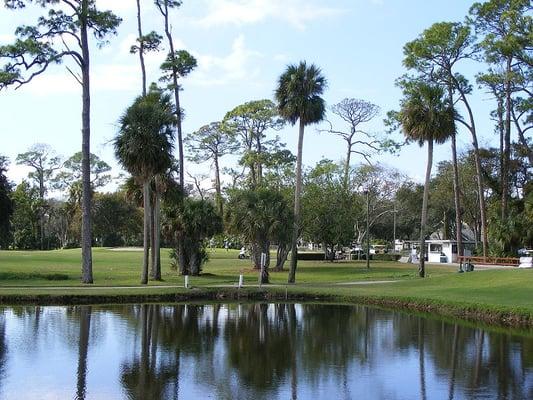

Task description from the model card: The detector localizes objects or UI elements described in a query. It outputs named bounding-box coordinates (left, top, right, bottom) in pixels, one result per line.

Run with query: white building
left=398, top=226, right=477, bottom=263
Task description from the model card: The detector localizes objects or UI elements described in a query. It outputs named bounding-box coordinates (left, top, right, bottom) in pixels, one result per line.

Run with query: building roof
left=428, top=224, right=476, bottom=242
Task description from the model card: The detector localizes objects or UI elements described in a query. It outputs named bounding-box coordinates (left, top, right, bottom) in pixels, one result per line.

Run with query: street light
left=364, top=190, right=370, bottom=269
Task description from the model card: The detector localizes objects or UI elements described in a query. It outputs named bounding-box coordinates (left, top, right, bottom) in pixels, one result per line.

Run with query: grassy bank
left=0, top=247, right=531, bottom=327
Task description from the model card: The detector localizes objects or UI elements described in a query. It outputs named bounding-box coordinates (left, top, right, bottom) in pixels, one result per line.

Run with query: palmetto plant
left=399, top=82, right=456, bottom=277
left=163, top=197, right=223, bottom=276
left=114, top=88, right=175, bottom=284
left=225, top=188, right=293, bottom=284
left=275, top=61, right=327, bottom=284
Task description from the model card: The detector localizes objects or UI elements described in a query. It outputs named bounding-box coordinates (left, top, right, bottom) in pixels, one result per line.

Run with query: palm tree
left=162, top=197, right=223, bottom=276
left=115, top=88, right=175, bottom=284
left=399, top=82, right=455, bottom=277
left=225, top=188, right=293, bottom=284
left=275, top=61, right=327, bottom=284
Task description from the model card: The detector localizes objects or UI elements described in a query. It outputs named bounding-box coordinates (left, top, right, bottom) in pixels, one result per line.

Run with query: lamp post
left=364, top=190, right=370, bottom=269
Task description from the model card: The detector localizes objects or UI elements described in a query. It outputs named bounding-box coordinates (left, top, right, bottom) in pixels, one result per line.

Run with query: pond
left=0, top=304, right=531, bottom=399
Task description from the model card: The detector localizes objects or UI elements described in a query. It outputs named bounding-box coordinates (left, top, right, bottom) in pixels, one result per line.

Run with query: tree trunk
left=214, top=155, right=223, bottom=216
left=344, top=142, right=352, bottom=190
left=502, top=56, right=512, bottom=222
left=470, top=134, right=489, bottom=258
left=275, top=243, right=290, bottom=271
left=39, top=174, right=45, bottom=250
left=142, top=181, right=151, bottom=284
left=419, top=139, right=433, bottom=278
left=498, top=95, right=505, bottom=193
left=152, top=189, right=161, bottom=280
left=162, top=4, right=184, bottom=189
left=136, top=0, right=147, bottom=96
left=177, top=237, right=187, bottom=275
left=80, top=0, right=93, bottom=284
left=448, top=85, right=463, bottom=262
left=289, top=119, right=305, bottom=284
left=450, top=135, right=463, bottom=260
left=189, top=249, right=199, bottom=276
left=150, top=190, right=156, bottom=278
left=453, top=75, right=488, bottom=257
left=260, top=240, right=269, bottom=284
left=251, top=242, right=261, bottom=270
left=256, top=136, right=263, bottom=186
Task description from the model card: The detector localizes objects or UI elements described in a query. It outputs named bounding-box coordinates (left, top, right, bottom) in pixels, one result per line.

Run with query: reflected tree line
left=0, top=305, right=531, bottom=399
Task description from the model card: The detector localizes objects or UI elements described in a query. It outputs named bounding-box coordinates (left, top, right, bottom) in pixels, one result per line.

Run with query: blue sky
left=0, top=0, right=498, bottom=193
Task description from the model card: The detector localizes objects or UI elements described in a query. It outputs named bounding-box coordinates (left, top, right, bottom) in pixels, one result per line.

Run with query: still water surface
left=0, top=304, right=531, bottom=399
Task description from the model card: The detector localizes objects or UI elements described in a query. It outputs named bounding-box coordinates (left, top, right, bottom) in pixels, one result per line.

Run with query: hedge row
left=297, top=252, right=325, bottom=261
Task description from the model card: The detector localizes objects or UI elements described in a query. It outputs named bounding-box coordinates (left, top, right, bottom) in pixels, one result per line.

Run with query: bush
left=297, top=252, right=325, bottom=261
left=372, top=253, right=401, bottom=261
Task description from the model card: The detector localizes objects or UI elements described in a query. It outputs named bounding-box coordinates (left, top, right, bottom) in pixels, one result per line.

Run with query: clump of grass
left=0, top=272, right=70, bottom=281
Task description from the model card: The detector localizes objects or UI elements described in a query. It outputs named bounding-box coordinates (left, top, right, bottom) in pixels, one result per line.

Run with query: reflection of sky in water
left=0, top=305, right=530, bottom=400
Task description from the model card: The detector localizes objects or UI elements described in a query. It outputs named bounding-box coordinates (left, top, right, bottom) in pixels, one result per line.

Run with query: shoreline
left=0, top=286, right=530, bottom=330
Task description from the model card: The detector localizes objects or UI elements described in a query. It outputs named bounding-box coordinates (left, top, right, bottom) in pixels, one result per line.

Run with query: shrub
left=372, top=253, right=401, bottom=261
left=297, top=252, right=325, bottom=261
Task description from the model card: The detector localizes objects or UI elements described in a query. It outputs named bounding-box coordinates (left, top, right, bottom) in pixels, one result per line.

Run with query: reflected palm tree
left=473, top=329, right=484, bottom=387
left=418, top=318, right=426, bottom=400
left=75, top=306, right=92, bottom=400
left=120, top=305, right=180, bottom=400
left=0, top=311, right=7, bottom=393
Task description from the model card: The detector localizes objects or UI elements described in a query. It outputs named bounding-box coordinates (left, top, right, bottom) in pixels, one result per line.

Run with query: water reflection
left=0, top=304, right=531, bottom=399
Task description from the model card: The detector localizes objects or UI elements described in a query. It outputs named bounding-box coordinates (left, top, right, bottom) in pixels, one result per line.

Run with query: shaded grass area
left=0, top=247, right=531, bottom=327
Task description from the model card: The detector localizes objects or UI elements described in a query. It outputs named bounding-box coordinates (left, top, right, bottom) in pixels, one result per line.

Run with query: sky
left=0, top=0, right=499, bottom=196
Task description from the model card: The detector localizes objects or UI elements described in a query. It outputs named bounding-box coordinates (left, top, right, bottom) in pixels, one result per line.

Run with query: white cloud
left=22, top=34, right=262, bottom=93
left=190, top=34, right=263, bottom=86
left=195, top=0, right=343, bottom=30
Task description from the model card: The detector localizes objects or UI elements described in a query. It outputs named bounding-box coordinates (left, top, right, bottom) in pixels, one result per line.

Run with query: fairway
left=0, top=248, right=531, bottom=323
left=0, top=247, right=455, bottom=287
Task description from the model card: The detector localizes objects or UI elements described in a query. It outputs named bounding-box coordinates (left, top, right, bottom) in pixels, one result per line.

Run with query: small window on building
left=430, top=244, right=442, bottom=253
left=452, top=244, right=457, bottom=254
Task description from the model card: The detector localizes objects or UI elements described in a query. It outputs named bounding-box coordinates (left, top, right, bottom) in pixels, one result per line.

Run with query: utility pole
left=365, top=190, right=370, bottom=270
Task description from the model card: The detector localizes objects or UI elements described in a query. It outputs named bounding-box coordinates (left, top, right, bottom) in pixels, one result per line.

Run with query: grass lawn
left=0, top=247, right=455, bottom=287
left=0, top=247, right=531, bottom=323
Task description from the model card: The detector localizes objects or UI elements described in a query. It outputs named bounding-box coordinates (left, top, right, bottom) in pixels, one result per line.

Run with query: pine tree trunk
left=451, top=133, right=463, bottom=261
left=344, top=142, right=351, bottom=190
left=289, top=119, right=305, bottom=284
left=142, top=181, right=151, bottom=284
left=502, top=56, right=512, bottom=222
left=456, top=85, right=488, bottom=258
left=419, top=139, right=433, bottom=278
left=256, top=136, right=263, bottom=186
left=470, top=135, right=488, bottom=258
left=214, top=155, right=223, bottom=216
left=162, top=4, right=184, bottom=189
left=80, top=0, right=93, bottom=284
left=136, top=0, right=147, bottom=96
left=448, top=84, right=463, bottom=263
